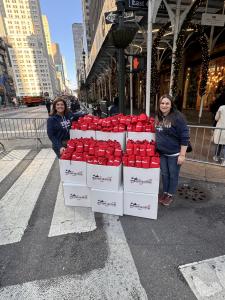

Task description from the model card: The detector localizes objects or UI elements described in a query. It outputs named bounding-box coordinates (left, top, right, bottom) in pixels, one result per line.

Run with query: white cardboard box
left=91, top=187, right=123, bottom=216
left=87, top=163, right=122, bottom=191
left=70, top=129, right=96, bottom=139
left=123, top=166, right=160, bottom=194
left=126, top=132, right=155, bottom=142
left=96, top=131, right=126, bottom=150
left=124, top=191, right=158, bottom=219
left=63, top=183, right=91, bottom=207
left=59, top=160, right=86, bottom=184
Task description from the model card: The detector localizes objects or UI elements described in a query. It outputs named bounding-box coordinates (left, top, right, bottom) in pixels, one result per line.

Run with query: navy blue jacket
left=47, top=112, right=83, bottom=153
left=155, top=112, right=189, bottom=155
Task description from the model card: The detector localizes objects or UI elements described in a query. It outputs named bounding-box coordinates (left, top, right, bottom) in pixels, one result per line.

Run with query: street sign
left=105, top=11, right=118, bottom=24
left=201, top=13, right=225, bottom=27
left=126, top=0, right=148, bottom=11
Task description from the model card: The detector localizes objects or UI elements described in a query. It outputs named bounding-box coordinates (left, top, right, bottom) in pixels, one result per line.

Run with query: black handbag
left=186, top=141, right=192, bottom=153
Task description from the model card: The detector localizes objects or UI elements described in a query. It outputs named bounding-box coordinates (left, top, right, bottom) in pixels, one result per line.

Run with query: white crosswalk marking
left=0, top=214, right=147, bottom=299
left=0, top=149, right=55, bottom=246
left=49, top=182, right=96, bottom=237
left=0, top=149, right=30, bottom=183
left=179, top=255, right=225, bottom=299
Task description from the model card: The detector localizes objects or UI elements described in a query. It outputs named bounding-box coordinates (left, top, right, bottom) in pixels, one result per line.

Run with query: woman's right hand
left=60, top=147, right=66, bottom=156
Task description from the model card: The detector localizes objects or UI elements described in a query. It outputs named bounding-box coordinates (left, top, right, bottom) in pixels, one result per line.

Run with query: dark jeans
left=160, top=155, right=181, bottom=195
left=215, top=144, right=225, bottom=159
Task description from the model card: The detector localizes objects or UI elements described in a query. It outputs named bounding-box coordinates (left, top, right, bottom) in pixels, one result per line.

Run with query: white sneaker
left=213, top=155, right=219, bottom=162
left=221, top=160, right=225, bottom=166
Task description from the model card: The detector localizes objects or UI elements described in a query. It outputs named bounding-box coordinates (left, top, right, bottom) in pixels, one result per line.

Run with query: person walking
left=44, top=92, right=52, bottom=115
left=47, top=97, right=85, bottom=158
left=213, top=105, right=225, bottom=165
left=109, top=96, right=119, bottom=116
left=155, top=94, right=189, bottom=206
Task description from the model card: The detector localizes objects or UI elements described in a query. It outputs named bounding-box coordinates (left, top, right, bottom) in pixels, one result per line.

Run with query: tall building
left=72, top=23, right=83, bottom=87
left=86, top=0, right=105, bottom=47
left=0, top=0, right=57, bottom=97
left=42, top=15, right=60, bottom=95
left=81, top=0, right=91, bottom=54
left=51, top=42, right=65, bottom=93
left=0, top=37, right=16, bottom=104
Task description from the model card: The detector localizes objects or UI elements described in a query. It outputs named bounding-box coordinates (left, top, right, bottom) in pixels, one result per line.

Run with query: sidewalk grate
left=178, top=184, right=208, bottom=202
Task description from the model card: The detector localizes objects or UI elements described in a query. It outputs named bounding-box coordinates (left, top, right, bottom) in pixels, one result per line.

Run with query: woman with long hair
left=155, top=94, right=189, bottom=206
left=47, top=97, right=84, bottom=158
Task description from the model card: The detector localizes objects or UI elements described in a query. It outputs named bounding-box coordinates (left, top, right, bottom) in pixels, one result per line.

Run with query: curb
left=180, top=160, right=225, bottom=184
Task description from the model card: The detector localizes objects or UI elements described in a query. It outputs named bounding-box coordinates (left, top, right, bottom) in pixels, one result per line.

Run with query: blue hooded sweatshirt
left=155, top=112, right=189, bottom=155
left=47, top=111, right=83, bottom=154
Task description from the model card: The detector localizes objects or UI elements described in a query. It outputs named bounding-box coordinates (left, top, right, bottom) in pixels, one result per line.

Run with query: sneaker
left=158, top=193, right=167, bottom=204
left=221, top=160, right=225, bottom=167
left=161, top=195, right=174, bottom=206
left=213, top=155, right=219, bottom=162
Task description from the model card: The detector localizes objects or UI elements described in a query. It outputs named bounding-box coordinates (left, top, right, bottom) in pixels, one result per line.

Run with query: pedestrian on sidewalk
left=155, top=94, right=189, bottom=206
left=44, top=92, right=52, bottom=115
left=47, top=97, right=85, bottom=158
left=213, top=105, right=225, bottom=165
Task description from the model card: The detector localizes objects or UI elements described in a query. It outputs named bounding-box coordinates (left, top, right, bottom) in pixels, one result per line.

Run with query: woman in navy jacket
left=155, top=94, right=189, bottom=206
left=47, top=97, right=83, bottom=158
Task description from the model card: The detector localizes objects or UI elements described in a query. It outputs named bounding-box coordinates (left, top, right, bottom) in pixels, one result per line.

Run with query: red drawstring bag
left=60, top=152, right=72, bottom=160
left=136, top=122, right=143, bottom=132
left=146, top=145, right=155, bottom=157
left=142, top=157, right=150, bottom=168
left=135, top=156, right=142, bottom=168
left=150, top=155, right=160, bottom=168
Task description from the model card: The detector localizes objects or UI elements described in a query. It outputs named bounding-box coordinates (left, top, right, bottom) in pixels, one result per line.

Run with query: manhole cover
left=177, top=184, right=208, bottom=202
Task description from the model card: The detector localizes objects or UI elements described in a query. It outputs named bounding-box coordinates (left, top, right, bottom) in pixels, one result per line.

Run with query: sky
left=40, top=0, right=83, bottom=89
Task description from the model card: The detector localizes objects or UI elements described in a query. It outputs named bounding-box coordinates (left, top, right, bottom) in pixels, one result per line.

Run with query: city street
left=0, top=108, right=225, bottom=299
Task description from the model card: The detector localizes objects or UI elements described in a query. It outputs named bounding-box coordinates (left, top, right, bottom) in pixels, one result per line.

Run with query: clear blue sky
left=40, top=0, right=83, bottom=89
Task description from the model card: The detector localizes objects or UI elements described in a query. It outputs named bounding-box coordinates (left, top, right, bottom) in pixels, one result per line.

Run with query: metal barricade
left=0, top=118, right=48, bottom=150
left=187, top=125, right=225, bottom=165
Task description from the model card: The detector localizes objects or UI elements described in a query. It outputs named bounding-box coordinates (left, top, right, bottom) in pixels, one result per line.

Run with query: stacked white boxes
left=59, top=159, right=91, bottom=208
left=126, top=132, right=155, bottom=142
left=123, top=166, right=160, bottom=219
left=88, top=164, right=123, bottom=216
left=70, top=129, right=96, bottom=139
left=96, top=131, right=126, bottom=150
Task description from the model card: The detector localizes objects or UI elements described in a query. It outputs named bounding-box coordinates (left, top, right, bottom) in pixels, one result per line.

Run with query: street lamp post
left=82, top=49, right=88, bottom=107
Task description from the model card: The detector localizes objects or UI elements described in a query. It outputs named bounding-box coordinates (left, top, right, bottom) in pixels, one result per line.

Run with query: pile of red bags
left=123, top=140, right=160, bottom=168
left=60, top=138, right=122, bottom=166
left=71, top=113, right=155, bottom=133
left=126, top=113, right=155, bottom=132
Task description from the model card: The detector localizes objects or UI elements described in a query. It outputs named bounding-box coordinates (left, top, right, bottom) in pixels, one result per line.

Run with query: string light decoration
left=151, top=22, right=171, bottom=100
left=172, top=0, right=208, bottom=96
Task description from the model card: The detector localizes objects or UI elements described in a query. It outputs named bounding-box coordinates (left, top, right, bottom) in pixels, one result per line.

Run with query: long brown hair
left=50, top=97, right=69, bottom=116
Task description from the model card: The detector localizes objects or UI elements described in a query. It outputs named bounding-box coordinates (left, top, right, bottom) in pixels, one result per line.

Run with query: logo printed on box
left=97, top=200, right=116, bottom=207
left=130, top=202, right=151, bottom=210
left=69, top=194, right=88, bottom=200
left=92, top=174, right=112, bottom=183
left=130, top=177, right=152, bottom=185
left=65, top=169, right=83, bottom=177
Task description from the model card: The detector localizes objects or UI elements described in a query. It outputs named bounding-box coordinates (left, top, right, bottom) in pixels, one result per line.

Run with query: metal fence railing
left=0, top=118, right=48, bottom=150
left=187, top=125, right=225, bottom=165
left=0, top=118, right=224, bottom=166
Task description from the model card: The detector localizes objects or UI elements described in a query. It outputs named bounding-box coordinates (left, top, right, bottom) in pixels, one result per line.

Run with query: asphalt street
left=0, top=106, right=225, bottom=299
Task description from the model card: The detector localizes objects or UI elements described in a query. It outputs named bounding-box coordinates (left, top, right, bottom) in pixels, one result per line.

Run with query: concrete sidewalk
left=181, top=160, right=225, bottom=184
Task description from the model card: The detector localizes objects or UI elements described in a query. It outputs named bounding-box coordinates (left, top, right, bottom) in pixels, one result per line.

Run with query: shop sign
left=105, top=11, right=118, bottom=24
left=201, top=13, right=225, bottom=27
left=126, top=0, right=148, bottom=10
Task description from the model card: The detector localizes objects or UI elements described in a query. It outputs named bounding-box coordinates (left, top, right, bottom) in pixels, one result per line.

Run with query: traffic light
left=132, top=56, right=145, bottom=72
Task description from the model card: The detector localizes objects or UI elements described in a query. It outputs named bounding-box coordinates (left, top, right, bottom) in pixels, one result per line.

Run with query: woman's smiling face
left=160, top=97, right=172, bottom=116
left=55, top=101, right=65, bottom=114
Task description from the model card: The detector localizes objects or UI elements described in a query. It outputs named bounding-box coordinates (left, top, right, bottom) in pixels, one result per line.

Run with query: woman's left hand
left=177, top=155, right=185, bottom=165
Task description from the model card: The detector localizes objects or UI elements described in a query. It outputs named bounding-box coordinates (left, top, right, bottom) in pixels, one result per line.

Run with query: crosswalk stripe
left=0, top=214, right=147, bottom=299
left=48, top=182, right=96, bottom=237
left=0, top=149, right=30, bottom=183
left=179, top=255, right=225, bottom=299
left=0, top=149, right=55, bottom=246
